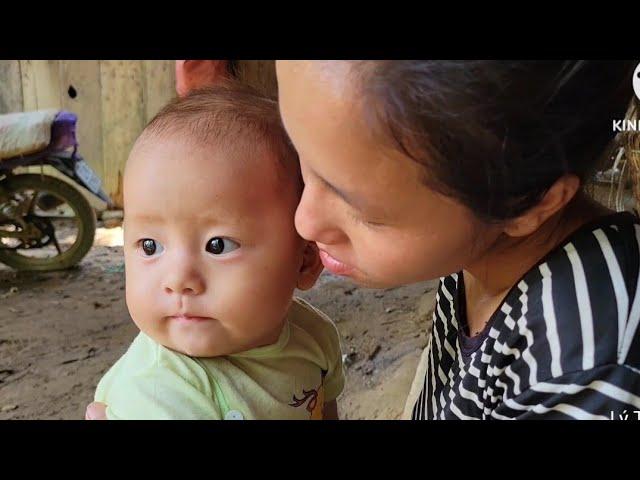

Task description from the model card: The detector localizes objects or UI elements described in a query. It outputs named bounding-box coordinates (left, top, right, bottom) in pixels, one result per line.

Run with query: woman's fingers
left=175, top=60, right=230, bottom=97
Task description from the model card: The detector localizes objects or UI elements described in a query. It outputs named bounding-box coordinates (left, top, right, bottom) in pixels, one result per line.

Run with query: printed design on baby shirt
left=289, top=369, right=327, bottom=419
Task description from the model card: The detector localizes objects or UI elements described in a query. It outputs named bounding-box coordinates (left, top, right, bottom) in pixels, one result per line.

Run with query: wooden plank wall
left=0, top=60, right=176, bottom=209
left=0, top=60, right=277, bottom=208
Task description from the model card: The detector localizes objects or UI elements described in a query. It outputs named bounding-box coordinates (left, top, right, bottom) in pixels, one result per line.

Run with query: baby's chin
left=165, top=327, right=238, bottom=358
left=134, top=315, right=287, bottom=358
left=133, top=319, right=233, bottom=358
left=166, top=341, right=226, bottom=358
left=159, top=333, right=236, bottom=358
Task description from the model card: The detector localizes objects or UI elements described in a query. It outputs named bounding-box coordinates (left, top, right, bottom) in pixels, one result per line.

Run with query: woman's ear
left=503, top=174, right=581, bottom=237
left=297, top=241, right=324, bottom=291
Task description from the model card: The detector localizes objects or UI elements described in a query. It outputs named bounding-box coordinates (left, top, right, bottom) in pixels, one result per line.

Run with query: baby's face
left=123, top=135, right=310, bottom=357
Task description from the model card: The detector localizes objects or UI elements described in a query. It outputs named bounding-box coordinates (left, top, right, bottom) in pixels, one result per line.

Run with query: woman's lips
left=319, top=249, right=355, bottom=276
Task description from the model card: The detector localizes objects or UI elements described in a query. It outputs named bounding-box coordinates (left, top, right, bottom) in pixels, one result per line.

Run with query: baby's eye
left=139, top=238, right=164, bottom=257
left=205, top=237, right=239, bottom=255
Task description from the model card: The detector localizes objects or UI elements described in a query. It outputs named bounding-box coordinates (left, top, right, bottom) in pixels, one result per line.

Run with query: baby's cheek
left=215, top=269, right=283, bottom=332
left=124, top=267, right=156, bottom=322
left=247, top=264, right=297, bottom=318
left=124, top=281, right=144, bottom=323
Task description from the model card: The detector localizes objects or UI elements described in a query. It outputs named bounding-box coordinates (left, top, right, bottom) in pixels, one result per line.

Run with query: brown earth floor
left=0, top=228, right=437, bottom=420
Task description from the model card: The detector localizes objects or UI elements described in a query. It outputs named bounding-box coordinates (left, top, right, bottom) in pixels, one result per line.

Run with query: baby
left=94, top=84, right=344, bottom=419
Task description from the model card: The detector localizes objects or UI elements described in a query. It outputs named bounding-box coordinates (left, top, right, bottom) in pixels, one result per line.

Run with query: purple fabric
left=49, top=111, right=78, bottom=152
left=455, top=272, right=496, bottom=356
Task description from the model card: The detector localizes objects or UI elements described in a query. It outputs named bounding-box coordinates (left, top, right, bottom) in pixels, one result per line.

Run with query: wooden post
left=234, top=60, right=278, bottom=98
left=0, top=61, right=23, bottom=113
left=143, top=60, right=176, bottom=123
left=59, top=60, right=104, bottom=181
left=100, top=61, right=145, bottom=209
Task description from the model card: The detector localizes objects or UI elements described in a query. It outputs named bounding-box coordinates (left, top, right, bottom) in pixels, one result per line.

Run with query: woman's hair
left=350, top=60, right=638, bottom=221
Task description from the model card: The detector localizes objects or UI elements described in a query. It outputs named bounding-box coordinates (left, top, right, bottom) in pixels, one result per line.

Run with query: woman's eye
left=205, top=237, right=239, bottom=255
left=139, top=238, right=164, bottom=257
left=349, top=210, right=384, bottom=228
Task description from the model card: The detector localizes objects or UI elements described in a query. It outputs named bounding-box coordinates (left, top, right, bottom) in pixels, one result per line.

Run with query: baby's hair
left=136, top=81, right=299, bottom=185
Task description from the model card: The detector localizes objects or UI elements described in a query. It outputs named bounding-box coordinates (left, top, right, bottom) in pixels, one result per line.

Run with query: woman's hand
left=175, top=60, right=230, bottom=97
left=85, top=402, right=108, bottom=420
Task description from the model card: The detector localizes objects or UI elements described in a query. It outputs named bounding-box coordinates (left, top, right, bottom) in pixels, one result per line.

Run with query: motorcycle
left=0, top=109, right=111, bottom=271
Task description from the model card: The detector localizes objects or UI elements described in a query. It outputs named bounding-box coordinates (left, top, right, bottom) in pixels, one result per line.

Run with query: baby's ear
left=296, top=241, right=323, bottom=291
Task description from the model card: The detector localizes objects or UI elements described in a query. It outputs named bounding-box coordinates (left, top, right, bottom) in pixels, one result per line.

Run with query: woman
left=88, top=60, right=640, bottom=419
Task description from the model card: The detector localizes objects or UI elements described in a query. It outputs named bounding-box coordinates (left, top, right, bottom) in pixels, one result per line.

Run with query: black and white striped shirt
left=411, top=211, right=640, bottom=420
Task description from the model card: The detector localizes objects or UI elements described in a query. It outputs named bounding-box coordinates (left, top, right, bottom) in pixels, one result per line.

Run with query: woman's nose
left=295, top=183, right=346, bottom=246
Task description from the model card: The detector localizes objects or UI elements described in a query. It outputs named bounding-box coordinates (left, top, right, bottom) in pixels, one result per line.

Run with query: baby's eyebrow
left=126, top=213, right=164, bottom=223
left=127, top=212, right=227, bottom=226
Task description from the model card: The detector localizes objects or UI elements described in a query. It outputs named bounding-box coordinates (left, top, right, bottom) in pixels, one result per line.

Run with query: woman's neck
left=462, top=193, right=612, bottom=334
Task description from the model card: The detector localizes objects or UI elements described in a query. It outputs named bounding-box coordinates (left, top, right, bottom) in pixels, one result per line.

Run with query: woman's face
left=276, top=60, right=501, bottom=288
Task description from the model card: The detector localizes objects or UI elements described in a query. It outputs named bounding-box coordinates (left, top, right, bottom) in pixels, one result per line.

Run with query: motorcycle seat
left=0, top=110, right=78, bottom=161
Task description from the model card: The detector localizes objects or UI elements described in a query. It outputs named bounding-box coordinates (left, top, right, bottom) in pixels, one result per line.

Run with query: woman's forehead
left=278, top=60, right=356, bottom=101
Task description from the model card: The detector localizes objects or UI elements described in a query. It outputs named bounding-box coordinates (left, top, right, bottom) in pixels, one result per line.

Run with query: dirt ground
left=0, top=224, right=437, bottom=420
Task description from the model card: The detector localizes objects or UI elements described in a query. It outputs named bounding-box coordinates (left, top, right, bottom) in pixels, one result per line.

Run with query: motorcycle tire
left=0, top=174, right=96, bottom=271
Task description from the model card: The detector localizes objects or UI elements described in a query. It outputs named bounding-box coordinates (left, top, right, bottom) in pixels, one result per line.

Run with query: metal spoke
left=51, top=233, right=63, bottom=255
left=26, top=191, right=39, bottom=214
left=29, top=215, right=76, bottom=220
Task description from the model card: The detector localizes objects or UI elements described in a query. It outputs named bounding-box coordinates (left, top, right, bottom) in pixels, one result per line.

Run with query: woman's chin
left=343, top=270, right=398, bottom=290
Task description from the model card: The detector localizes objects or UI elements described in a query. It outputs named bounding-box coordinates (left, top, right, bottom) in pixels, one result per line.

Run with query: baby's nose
left=163, top=270, right=205, bottom=296
left=165, top=284, right=203, bottom=296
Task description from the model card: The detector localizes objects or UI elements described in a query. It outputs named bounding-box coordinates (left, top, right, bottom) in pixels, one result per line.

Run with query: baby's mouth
left=168, top=314, right=214, bottom=322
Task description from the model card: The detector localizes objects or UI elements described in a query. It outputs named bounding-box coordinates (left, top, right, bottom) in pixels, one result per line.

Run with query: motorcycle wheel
left=0, top=174, right=96, bottom=271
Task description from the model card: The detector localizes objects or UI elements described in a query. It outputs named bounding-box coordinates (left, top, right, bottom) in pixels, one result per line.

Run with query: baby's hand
left=85, top=402, right=108, bottom=420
